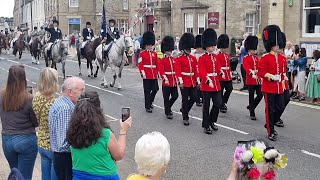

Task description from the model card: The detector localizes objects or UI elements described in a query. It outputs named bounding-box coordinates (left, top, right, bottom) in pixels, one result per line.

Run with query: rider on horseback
left=11, top=26, right=23, bottom=48
left=44, top=19, right=62, bottom=60
left=80, top=21, right=94, bottom=58
left=29, top=27, right=39, bottom=46
left=101, top=19, right=120, bottom=59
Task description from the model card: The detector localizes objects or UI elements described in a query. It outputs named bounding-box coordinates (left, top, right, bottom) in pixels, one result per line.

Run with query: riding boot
left=80, top=48, right=84, bottom=58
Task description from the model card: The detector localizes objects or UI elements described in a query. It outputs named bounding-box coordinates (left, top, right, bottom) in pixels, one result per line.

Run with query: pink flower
left=247, top=168, right=260, bottom=179
left=234, top=146, right=246, bottom=167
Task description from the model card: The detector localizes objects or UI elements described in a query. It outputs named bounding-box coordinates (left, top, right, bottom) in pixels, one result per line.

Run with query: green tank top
left=71, top=128, right=117, bottom=176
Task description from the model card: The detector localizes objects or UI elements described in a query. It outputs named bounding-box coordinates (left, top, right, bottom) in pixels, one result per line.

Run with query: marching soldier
left=191, top=34, right=204, bottom=107
left=158, top=36, right=178, bottom=119
left=198, top=28, right=223, bottom=134
left=44, top=20, right=63, bottom=59
left=80, top=21, right=94, bottom=58
left=175, top=33, right=199, bottom=126
left=138, top=31, right=159, bottom=113
left=216, top=34, right=233, bottom=113
left=243, top=35, right=263, bottom=120
left=258, top=25, right=286, bottom=141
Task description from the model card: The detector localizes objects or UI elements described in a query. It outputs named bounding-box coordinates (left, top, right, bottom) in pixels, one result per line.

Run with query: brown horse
left=0, top=34, right=9, bottom=55
left=13, top=34, right=25, bottom=59
left=77, top=37, right=101, bottom=78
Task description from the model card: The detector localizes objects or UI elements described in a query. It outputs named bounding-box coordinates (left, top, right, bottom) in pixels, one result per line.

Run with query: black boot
left=250, top=112, right=256, bottom=120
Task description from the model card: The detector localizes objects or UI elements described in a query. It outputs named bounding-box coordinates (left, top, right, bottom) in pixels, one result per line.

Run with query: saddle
left=47, top=40, right=59, bottom=59
left=81, top=41, right=91, bottom=57
left=103, top=42, right=113, bottom=60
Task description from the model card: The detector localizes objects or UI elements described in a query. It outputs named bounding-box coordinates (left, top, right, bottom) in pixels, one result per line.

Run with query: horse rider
left=44, top=19, right=63, bottom=59
left=11, top=26, right=23, bottom=48
left=80, top=21, right=94, bottom=58
left=29, top=27, right=39, bottom=46
left=102, top=19, right=120, bottom=56
left=38, top=26, right=46, bottom=42
left=4, top=28, right=9, bottom=36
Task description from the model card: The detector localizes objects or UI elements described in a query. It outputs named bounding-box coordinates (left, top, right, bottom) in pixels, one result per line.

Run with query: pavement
left=0, top=52, right=319, bottom=180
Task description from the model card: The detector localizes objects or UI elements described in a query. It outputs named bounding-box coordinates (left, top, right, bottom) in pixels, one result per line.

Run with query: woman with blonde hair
left=32, top=67, right=59, bottom=180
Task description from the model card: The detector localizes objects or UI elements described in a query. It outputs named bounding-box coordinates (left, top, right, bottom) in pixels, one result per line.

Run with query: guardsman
left=158, top=36, right=178, bottom=119
left=216, top=34, right=233, bottom=113
left=138, top=31, right=159, bottom=113
left=175, top=33, right=199, bottom=126
left=80, top=22, right=94, bottom=58
left=257, top=25, right=286, bottom=141
left=198, top=28, right=224, bottom=134
left=276, top=32, right=289, bottom=127
left=44, top=20, right=62, bottom=59
left=191, top=34, right=204, bottom=107
left=243, top=35, right=263, bottom=120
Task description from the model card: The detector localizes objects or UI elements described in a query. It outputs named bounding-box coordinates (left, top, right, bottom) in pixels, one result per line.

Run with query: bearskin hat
left=86, top=22, right=91, bottom=26
left=194, top=35, right=202, bottom=49
left=52, top=20, right=59, bottom=25
left=279, top=32, right=286, bottom=49
left=217, top=34, right=229, bottom=49
left=179, top=33, right=195, bottom=51
left=262, top=25, right=283, bottom=52
left=244, top=35, right=259, bottom=51
left=161, top=36, right=175, bottom=53
left=202, top=28, right=217, bottom=49
left=141, top=31, right=155, bottom=49
left=109, top=19, right=116, bottom=24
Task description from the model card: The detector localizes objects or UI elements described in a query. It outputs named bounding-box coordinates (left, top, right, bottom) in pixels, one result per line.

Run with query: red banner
left=208, top=12, right=219, bottom=29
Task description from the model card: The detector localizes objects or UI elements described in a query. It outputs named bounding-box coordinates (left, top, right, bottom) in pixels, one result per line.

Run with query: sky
left=0, top=0, right=14, bottom=17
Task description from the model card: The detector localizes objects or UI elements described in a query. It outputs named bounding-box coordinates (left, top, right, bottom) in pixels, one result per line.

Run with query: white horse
left=96, top=35, right=134, bottom=90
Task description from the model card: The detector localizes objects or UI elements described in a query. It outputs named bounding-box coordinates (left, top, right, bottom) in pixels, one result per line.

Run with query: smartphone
left=122, top=107, right=130, bottom=122
left=27, top=86, right=33, bottom=94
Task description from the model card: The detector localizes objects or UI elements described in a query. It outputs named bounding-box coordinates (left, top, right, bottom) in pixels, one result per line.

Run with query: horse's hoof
left=110, top=83, right=114, bottom=87
left=79, top=72, right=82, bottom=76
left=91, top=76, right=95, bottom=79
left=88, top=75, right=91, bottom=77
left=117, top=88, right=121, bottom=91
left=104, top=85, right=108, bottom=88
left=94, top=74, right=97, bottom=78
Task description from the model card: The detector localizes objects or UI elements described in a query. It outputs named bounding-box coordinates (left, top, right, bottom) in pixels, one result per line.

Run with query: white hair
left=134, top=132, right=170, bottom=177
left=61, top=76, right=85, bottom=92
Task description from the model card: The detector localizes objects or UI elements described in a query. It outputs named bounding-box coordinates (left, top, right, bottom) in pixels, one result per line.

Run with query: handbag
left=292, top=69, right=298, bottom=76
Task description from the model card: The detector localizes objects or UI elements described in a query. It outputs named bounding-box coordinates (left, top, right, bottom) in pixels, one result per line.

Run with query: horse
left=30, top=38, right=41, bottom=64
left=44, top=40, right=69, bottom=79
left=96, top=35, right=134, bottom=90
left=77, top=37, right=101, bottom=78
left=12, top=34, right=25, bottom=59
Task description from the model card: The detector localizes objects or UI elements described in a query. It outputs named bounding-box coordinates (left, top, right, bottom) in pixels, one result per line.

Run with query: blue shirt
left=49, top=96, right=75, bottom=152
left=239, top=47, right=248, bottom=64
left=294, top=57, right=308, bottom=72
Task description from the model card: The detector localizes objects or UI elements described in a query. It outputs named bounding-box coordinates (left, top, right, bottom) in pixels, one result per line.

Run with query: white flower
left=242, top=150, right=253, bottom=163
left=264, top=149, right=279, bottom=160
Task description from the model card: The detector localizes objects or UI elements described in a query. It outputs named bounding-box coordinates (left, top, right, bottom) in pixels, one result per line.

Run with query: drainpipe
left=256, top=0, right=261, bottom=35
left=224, top=0, right=227, bottom=34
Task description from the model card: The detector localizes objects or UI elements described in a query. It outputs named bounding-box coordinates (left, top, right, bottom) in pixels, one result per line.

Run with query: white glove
left=221, top=74, right=226, bottom=79
left=196, top=77, right=201, bottom=85
left=178, top=77, right=183, bottom=85
left=87, top=36, right=91, bottom=40
left=209, top=81, right=214, bottom=88
left=163, top=75, right=169, bottom=84
left=252, top=74, right=258, bottom=79
left=272, top=75, right=281, bottom=82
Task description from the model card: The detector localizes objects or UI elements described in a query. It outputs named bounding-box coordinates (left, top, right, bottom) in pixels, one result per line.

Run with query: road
left=0, top=53, right=319, bottom=180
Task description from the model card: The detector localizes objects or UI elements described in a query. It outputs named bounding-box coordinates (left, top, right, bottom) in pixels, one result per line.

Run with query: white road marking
left=85, top=83, right=123, bottom=96
left=153, top=104, right=249, bottom=135
left=301, top=150, right=320, bottom=159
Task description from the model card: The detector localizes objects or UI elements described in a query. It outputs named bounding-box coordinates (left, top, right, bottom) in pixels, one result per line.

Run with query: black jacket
left=82, top=28, right=94, bottom=41
left=105, top=27, right=120, bottom=44
left=45, top=27, right=62, bottom=43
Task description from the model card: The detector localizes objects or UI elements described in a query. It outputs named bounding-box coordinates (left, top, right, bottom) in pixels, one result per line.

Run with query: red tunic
left=257, top=53, right=286, bottom=94
left=216, top=52, right=232, bottom=81
left=175, top=54, right=198, bottom=88
left=138, top=50, right=159, bottom=79
left=243, top=55, right=260, bottom=85
left=279, top=53, right=289, bottom=90
left=198, top=53, right=222, bottom=92
left=158, top=56, right=177, bottom=87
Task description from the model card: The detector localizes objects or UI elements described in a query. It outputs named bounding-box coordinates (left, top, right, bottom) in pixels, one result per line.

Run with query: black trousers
left=263, top=93, right=285, bottom=135
left=162, top=86, right=179, bottom=115
left=195, top=86, right=203, bottom=104
left=240, top=64, right=247, bottom=88
left=278, top=89, right=290, bottom=120
left=53, top=152, right=72, bottom=180
left=248, top=85, right=263, bottom=114
left=202, top=91, right=222, bottom=128
left=180, top=87, right=197, bottom=120
left=220, top=81, right=233, bottom=106
left=143, top=79, right=159, bottom=109
left=287, top=71, right=293, bottom=90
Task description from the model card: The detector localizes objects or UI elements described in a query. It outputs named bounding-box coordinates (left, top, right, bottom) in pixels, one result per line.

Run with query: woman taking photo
left=293, top=48, right=308, bottom=101
left=0, top=65, right=38, bottom=180
left=67, top=90, right=132, bottom=180
left=307, top=50, right=320, bottom=103
left=291, top=45, right=300, bottom=97
left=32, top=67, right=59, bottom=180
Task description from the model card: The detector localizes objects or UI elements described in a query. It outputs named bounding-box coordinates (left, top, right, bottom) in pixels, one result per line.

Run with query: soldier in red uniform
left=257, top=25, right=286, bottom=141
left=158, top=36, right=178, bottom=119
left=175, top=33, right=199, bottom=126
left=198, top=28, right=223, bottom=134
left=243, top=35, right=263, bottom=120
left=138, top=31, right=159, bottom=113
left=216, top=34, right=233, bottom=113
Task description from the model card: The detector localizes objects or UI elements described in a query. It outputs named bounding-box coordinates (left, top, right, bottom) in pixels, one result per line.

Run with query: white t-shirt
left=285, top=48, right=293, bottom=59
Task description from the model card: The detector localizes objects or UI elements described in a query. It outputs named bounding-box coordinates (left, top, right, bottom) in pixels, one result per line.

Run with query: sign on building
left=208, top=12, right=219, bottom=29
left=68, top=18, right=81, bottom=35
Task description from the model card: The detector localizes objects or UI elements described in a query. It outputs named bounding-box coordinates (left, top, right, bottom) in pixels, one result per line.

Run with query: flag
left=101, top=1, right=107, bottom=39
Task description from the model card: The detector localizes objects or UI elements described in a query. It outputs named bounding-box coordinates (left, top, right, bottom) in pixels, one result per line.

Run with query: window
left=123, top=0, right=129, bottom=11
left=184, top=13, right=193, bottom=33
left=69, top=0, right=79, bottom=7
left=198, top=13, right=205, bottom=34
left=118, top=19, right=129, bottom=34
left=303, top=0, right=320, bottom=37
left=245, top=13, right=255, bottom=35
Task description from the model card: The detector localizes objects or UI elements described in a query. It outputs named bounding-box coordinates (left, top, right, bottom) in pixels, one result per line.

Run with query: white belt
left=221, top=67, right=229, bottom=70
left=165, top=72, right=175, bottom=75
left=181, top=72, right=194, bottom=76
left=144, top=65, right=156, bottom=68
left=207, top=73, right=217, bottom=77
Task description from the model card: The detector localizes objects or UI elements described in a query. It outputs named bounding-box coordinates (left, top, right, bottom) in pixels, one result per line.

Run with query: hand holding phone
left=120, top=107, right=132, bottom=134
left=122, top=107, right=130, bottom=122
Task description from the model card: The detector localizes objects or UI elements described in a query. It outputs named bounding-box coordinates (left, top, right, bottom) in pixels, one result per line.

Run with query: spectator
left=133, top=37, right=141, bottom=65
left=291, top=45, right=300, bottom=97
left=307, top=50, right=320, bottom=103
left=32, top=67, right=59, bottom=180
left=292, top=48, right=308, bottom=101
left=67, top=90, right=132, bottom=179
left=127, top=132, right=170, bottom=180
left=239, top=33, right=249, bottom=91
left=70, top=34, right=76, bottom=47
left=284, top=41, right=294, bottom=90
left=0, top=65, right=38, bottom=180
left=49, top=76, right=85, bottom=180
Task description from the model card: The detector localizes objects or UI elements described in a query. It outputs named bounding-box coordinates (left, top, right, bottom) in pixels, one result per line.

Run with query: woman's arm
left=296, top=57, right=308, bottom=66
